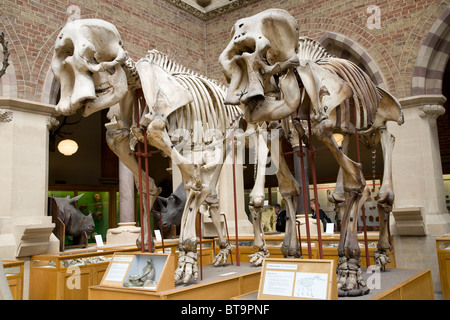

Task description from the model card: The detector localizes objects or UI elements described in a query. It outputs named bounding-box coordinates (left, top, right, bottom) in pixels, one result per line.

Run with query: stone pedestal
left=106, top=161, right=140, bottom=245
left=388, top=94, right=450, bottom=293
left=106, top=222, right=141, bottom=246
left=0, top=98, right=59, bottom=259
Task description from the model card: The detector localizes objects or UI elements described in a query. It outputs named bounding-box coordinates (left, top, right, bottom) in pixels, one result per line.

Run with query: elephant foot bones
left=175, top=240, right=199, bottom=284
left=212, top=241, right=233, bottom=266
left=337, top=256, right=370, bottom=297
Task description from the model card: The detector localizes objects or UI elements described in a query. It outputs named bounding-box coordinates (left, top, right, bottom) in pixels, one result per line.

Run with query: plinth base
left=234, top=268, right=434, bottom=300
left=89, top=262, right=261, bottom=300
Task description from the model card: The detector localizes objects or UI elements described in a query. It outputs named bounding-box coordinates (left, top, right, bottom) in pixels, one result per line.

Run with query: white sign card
left=154, top=230, right=162, bottom=242
left=95, top=234, right=104, bottom=247
left=325, top=223, right=335, bottom=234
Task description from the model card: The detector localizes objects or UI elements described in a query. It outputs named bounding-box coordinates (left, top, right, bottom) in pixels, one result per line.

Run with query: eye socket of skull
left=235, top=38, right=256, bottom=56
left=55, top=37, right=75, bottom=61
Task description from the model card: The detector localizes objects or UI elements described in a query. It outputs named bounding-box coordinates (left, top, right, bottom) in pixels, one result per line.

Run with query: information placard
left=258, top=258, right=337, bottom=300
left=101, top=254, right=134, bottom=287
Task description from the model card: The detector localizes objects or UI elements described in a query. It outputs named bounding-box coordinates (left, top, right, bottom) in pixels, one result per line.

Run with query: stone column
left=106, top=160, right=140, bottom=245
left=215, top=162, right=254, bottom=237
left=0, top=98, right=60, bottom=259
left=118, top=160, right=135, bottom=223
left=388, top=94, right=450, bottom=293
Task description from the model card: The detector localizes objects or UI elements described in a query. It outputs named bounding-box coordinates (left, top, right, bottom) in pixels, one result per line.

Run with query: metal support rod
left=143, top=122, right=153, bottom=253
left=298, top=142, right=312, bottom=259
left=197, top=211, right=203, bottom=280
left=296, top=220, right=303, bottom=257
left=230, top=119, right=240, bottom=266
left=135, top=90, right=145, bottom=253
left=353, top=118, right=370, bottom=267
left=221, top=213, right=233, bottom=265
left=307, top=114, right=323, bottom=259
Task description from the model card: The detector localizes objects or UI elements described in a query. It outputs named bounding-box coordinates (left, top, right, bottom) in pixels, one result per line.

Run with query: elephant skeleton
left=219, top=9, right=404, bottom=297
left=51, top=19, right=246, bottom=284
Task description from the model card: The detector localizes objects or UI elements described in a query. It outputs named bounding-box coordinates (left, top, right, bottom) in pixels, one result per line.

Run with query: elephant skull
left=219, top=9, right=301, bottom=122
left=52, top=19, right=129, bottom=116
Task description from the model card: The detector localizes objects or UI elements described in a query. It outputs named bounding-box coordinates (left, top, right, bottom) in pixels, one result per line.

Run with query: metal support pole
left=197, top=211, right=203, bottom=280
left=353, top=119, right=370, bottom=267
left=296, top=220, right=303, bottom=257
left=307, top=114, right=323, bottom=259
left=143, top=125, right=153, bottom=253
left=298, top=142, right=313, bottom=259
left=221, top=213, right=233, bottom=265
left=135, top=90, right=146, bottom=253
left=230, top=119, right=240, bottom=266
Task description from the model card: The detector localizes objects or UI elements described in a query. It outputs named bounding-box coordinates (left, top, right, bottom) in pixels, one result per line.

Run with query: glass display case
left=48, top=185, right=119, bottom=247
left=436, top=234, right=450, bottom=300
left=2, top=260, right=24, bottom=300
left=29, top=245, right=136, bottom=300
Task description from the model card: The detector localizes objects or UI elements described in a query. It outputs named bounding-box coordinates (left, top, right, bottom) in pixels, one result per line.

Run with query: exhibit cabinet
left=215, top=232, right=396, bottom=268
left=48, top=186, right=119, bottom=246
left=2, top=260, right=24, bottom=300
left=29, top=239, right=214, bottom=300
left=29, top=245, right=137, bottom=300
left=436, top=234, right=450, bottom=300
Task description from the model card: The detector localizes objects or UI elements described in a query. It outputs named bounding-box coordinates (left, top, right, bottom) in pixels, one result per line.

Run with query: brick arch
left=0, top=9, right=27, bottom=99
left=296, top=16, right=404, bottom=97
left=318, top=31, right=386, bottom=88
left=412, top=6, right=450, bottom=95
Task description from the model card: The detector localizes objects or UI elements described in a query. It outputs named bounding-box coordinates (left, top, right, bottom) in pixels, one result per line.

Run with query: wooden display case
left=2, top=260, right=24, bottom=300
left=436, top=234, right=450, bottom=300
left=214, top=232, right=395, bottom=268
left=29, top=238, right=214, bottom=300
left=100, top=253, right=174, bottom=292
left=29, top=245, right=137, bottom=300
left=258, top=258, right=337, bottom=300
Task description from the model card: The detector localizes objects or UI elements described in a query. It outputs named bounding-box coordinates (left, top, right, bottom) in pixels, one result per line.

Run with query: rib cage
left=297, top=37, right=381, bottom=131
left=144, top=50, right=242, bottom=145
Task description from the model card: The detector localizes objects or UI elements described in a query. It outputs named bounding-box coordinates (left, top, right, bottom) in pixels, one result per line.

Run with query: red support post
left=296, top=220, right=303, bottom=257
left=353, top=119, right=370, bottom=267
left=135, top=90, right=145, bottom=253
left=197, top=211, right=203, bottom=280
left=230, top=119, right=240, bottom=266
left=221, top=213, right=233, bottom=265
left=298, top=142, right=313, bottom=259
left=307, top=114, right=323, bottom=259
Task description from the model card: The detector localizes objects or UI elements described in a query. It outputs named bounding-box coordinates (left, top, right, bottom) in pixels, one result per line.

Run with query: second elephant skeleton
left=219, top=9, right=404, bottom=297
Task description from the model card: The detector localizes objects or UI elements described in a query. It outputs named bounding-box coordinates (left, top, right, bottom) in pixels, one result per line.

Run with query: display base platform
left=89, top=262, right=261, bottom=300
left=234, top=268, right=434, bottom=300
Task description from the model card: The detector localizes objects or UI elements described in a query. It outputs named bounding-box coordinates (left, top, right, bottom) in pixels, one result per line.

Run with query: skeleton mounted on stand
left=51, top=19, right=244, bottom=284
left=219, top=9, right=404, bottom=297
